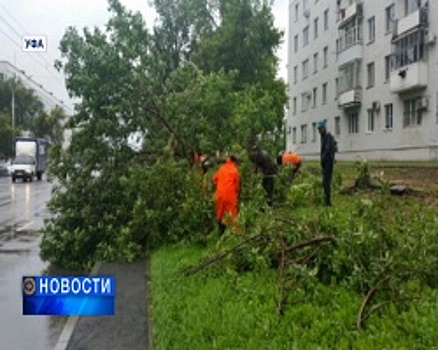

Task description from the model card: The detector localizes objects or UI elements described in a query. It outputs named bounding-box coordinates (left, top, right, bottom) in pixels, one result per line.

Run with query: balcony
left=390, top=61, right=428, bottom=94
left=338, top=1, right=363, bottom=28
left=338, top=88, right=362, bottom=109
left=337, top=23, right=363, bottom=66
left=393, top=7, right=428, bottom=38
left=338, top=41, right=363, bottom=67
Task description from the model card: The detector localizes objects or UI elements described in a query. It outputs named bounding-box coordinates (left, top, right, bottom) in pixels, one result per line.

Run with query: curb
left=145, top=251, right=153, bottom=350
left=53, top=262, right=102, bottom=350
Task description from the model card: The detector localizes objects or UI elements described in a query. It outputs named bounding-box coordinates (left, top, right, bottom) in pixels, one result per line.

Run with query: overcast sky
left=0, top=0, right=288, bottom=114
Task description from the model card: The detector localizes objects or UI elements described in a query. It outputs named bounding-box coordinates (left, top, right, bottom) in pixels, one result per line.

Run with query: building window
left=392, top=29, right=425, bottom=69
left=302, top=59, right=309, bottom=79
left=323, top=46, right=328, bottom=67
left=294, top=65, right=298, bottom=84
left=348, top=112, right=359, bottom=134
left=295, top=3, right=299, bottom=22
left=405, top=0, right=418, bottom=16
left=314, top=17, right=319, bottom=39
left=384, top=103, right=393, bottom=129
left=367, top=17, right=375, bottom=43
left=292, top=127, right=297, bottom=144
left=403, top=98, right=422, bottom=127
left=339, top=60, right=361, bottom=94
left=322, top=82, right=327, bottom=104
left=324, top=9, right=329, bottom=31
left=293, top=97, right=297, bottom=115
left=337, top=18, right=362, bottom=53
left=313, top=53, right=318, bottom=73
left=301, top=93, right=310, bottom=111
left=294, top=34, right=299, bottom=53
left=301, top=124, right=307, bottom=143
left=384, top=55, right=391, bottom=82
left=334, top=116, right=341, bottom=136
left=385, top=4, right=395, bottom=33
left=367, top=109, right=375, bottom=133
left=313, top=87, right=317, bottom=108
left=335, top=78, right=339, bottom=98
left=367, top=62, right=375, bottom=88
left=303, top=26, right=309, bottom=47
left=312, top=122, right=317, bottom=142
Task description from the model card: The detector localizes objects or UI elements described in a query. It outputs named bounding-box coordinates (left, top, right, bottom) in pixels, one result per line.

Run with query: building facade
left=0, top=60, right=70, bottom=113
left=286, top=0, right=438, bottom=160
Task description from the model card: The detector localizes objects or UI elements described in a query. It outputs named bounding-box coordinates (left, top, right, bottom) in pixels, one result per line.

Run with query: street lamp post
left=11, top=73, right=15, bottom=158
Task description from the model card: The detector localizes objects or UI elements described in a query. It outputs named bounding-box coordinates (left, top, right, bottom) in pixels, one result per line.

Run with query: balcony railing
left=338, top=88, right=362, bottom=109
left=393, top=6, right=428, bottom=38
left=337, top=25, right=362, bottom=54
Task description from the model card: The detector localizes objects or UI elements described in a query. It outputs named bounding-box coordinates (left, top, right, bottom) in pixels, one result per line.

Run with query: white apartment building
left=286, top=0, right=438, bottom=160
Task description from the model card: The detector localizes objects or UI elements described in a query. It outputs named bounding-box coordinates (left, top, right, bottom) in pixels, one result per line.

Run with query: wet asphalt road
left=0, top=176, right=67, bottom=350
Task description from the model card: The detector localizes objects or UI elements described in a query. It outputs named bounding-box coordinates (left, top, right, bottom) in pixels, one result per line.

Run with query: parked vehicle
left=0, top=162, right=9, bottom=177
left=10, top=137, right=48, bottom=183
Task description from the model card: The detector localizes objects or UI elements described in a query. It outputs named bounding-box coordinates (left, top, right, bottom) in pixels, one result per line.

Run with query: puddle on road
left=0, top=226, right=41, bottom=243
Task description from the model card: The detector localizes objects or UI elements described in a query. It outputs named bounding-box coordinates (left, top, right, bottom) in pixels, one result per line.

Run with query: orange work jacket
left=212, top=158, right=240, bottom=201
left=282, top=152, right=302, bottom=166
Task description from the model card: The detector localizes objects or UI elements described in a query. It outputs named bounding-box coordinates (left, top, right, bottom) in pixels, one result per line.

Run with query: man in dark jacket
left=248, top=145, right=278, bottom=206
left=317, top=120, right=337, bottom=206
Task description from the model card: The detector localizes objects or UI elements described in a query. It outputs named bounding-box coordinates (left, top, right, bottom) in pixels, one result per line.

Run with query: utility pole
left=11, top=52, right=16, bottom=158
left=11, top=76, right=15, bottom=156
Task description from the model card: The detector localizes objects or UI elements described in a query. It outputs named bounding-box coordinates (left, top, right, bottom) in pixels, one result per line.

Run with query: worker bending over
left=248, top=145, right=278, bottom=206
left=277, top=151, right=302, bottom=178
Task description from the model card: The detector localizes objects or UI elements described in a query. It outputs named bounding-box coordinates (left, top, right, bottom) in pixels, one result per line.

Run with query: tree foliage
left=0, top=77, right=67, bottom=158
left=42, top=0, right=286, bottom=270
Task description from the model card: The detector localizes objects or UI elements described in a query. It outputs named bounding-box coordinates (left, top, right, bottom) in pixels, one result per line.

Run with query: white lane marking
left=54, top=262, right=102, bottom=350
left=16, top=221, right=35, bottom=232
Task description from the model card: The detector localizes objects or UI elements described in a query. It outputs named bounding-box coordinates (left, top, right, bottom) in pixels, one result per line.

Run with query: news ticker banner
left=22, top=276, right=115, bottom=316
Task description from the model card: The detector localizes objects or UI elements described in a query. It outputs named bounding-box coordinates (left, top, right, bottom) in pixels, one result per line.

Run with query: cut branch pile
left=180, top=230, right=337, bottom=315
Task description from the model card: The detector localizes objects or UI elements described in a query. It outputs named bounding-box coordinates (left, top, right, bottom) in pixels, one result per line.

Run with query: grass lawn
left=150, top=241, right=438, bottom=350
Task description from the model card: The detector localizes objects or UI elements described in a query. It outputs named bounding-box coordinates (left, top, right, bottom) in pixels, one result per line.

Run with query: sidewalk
left=55, top=260, right=151, bottom=350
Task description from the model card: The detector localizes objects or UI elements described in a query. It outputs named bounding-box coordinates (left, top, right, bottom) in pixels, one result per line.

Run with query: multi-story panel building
left=286, top=0, right=438, bottom=160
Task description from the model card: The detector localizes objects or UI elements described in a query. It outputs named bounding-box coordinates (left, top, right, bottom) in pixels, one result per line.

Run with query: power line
left=0, top=5, right=63, bottom=71
left=0, top=28, right=72, bottom=113
left=0, top=7, right=68, bottom=94
left=0, top=25, right=63, bottom=87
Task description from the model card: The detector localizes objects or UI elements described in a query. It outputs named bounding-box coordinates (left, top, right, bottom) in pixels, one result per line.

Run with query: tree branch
left=357, top=275, right=392, bottom=330
left=283, top=236, right=337, bottom=254
left=181, top=234, right=264, bottom=276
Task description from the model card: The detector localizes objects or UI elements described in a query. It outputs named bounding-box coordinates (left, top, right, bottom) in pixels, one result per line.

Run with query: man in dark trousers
left=248, top=144, right=278, bottom=206
left=317, top=120, right=337, bottom=206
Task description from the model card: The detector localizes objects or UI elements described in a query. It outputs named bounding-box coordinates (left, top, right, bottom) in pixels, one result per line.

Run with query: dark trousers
left=262, top=176, right=275, bottom=206
left=218, top=221, right=226, bottom=235
left=322, top=161, right=333, bottom=206
left=291, top=162, right=302, bottom=179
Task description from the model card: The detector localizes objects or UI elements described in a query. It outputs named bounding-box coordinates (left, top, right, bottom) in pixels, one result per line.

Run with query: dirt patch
left=374, top=167, right=438, bottom=193
left=339, top=165, right=438, bottom=209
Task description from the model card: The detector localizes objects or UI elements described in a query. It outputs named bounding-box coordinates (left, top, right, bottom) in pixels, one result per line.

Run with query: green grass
left=149, top=162, right=438, bottom=349
left=150, top=242, right=438, bottom=350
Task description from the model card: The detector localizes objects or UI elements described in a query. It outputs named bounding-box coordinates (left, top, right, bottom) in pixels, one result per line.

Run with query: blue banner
left=22, top=276, right=115, bottom=316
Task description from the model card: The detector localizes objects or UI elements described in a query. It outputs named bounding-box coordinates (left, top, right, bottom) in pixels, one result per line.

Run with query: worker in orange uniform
left=277, top=151, right=303, bottom=179
left=212, top=156, right=240, bottom=235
